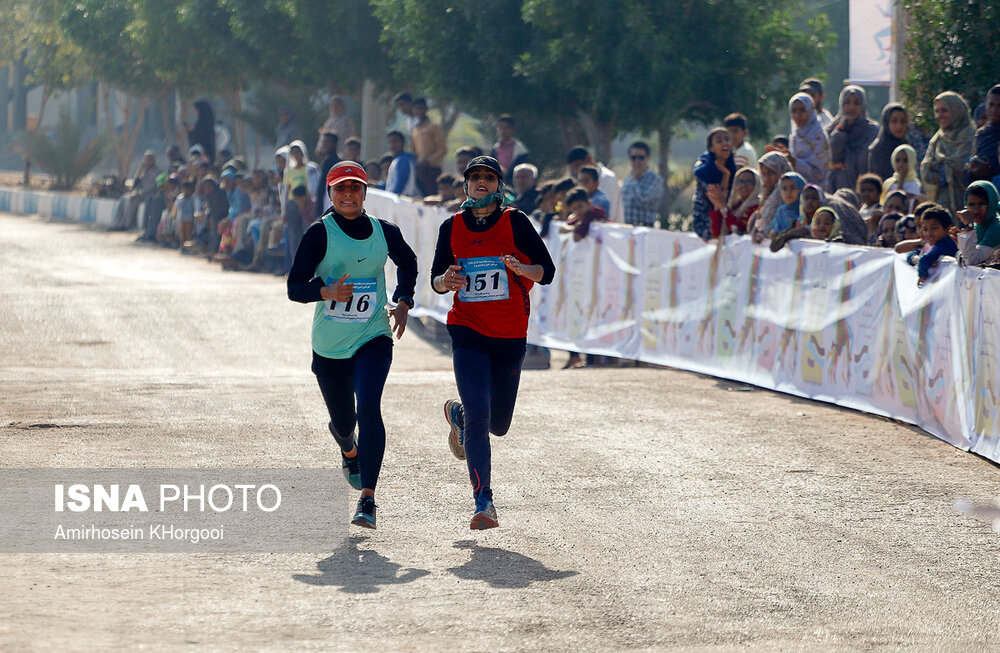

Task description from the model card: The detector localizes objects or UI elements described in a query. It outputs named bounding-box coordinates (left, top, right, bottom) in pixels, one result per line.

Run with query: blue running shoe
left=470, top=494, right=498, bottom=530
left=444, top=399, right=466, bottom=460
left=351, top=496, right=377, bottom=529
left=341, top=452, right=362, bottom=491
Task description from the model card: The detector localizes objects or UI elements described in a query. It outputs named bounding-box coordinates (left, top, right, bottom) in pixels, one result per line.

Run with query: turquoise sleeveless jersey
left=311, top=214, right=390, bottom=359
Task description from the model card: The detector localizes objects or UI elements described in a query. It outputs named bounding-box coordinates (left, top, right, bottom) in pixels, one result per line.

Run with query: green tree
left=900, top=0, right=1000, bottom=130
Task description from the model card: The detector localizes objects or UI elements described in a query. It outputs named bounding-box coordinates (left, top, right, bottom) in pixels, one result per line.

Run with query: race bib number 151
left=457, top=257, right=509, bottom=303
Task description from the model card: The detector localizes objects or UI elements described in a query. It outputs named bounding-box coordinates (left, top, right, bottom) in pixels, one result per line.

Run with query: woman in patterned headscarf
left=826, top=85, right=880, bottom=193
left=788, top=92, right=830, bottom=186
left=748, top=150, right=792, bottom=240
left=920, top=91, right=975, bottom=216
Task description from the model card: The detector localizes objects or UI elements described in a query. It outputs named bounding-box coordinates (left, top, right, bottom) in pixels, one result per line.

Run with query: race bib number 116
left=323, top=277, right=377, bottom=322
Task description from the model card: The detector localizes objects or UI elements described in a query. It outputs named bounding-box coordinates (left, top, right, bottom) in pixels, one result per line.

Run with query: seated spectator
left=196, top=175, right=229, bottom=255
left=906, top=207, right=956, bottom=285
left=966, top=85, right=1000, bottom=183
left=384, top=130, right=419, bottom=197
left=876, top=212, right=902, bottom=248
left=692, top=128, right=736, bottom=240
left=856, top=173, right=883, bottom=225
left=749, top=150, right=792, bottom=240
left=423, top=173, right=458, bottom=206
left=175, top=180, right=197, bottom=249
left=622, top=141, right=665, bottom=227
left=772, top=172, right=807, bottom=234
left=707, top=167, right=760, bottom=237
left=566, top=146, right=622, bottom=221
left=788, top=93, right=830, bottom=186
left=953, top=181, right=1000, bottom=266
left=577, top=166, right=608, bottom=215
left=138, top=172, right=170, bottom=242
left=725, top=113, right=758, bottom=169
left=512, top=163, right=540, bottom=213
left=880, top=144, right=922, bottom=205
left=868, top=103, right=909, bottom=181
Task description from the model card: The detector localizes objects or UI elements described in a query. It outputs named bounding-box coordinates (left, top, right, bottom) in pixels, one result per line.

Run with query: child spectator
left=692, top=128, right=737, bottom=240
left=868, top=103, right=909, bottom=181
left=877, top=213, right=902, bottom=247
left=364, top=160, right=382, bottom=188
left=772, top=172, right=807, bottom=234
left=562, top=186, right=608, bottom=242
left=578, top=165, right=609, bottom=215
left=880, top=144, right=922, bottom=205
left=707, top=167, right=760, bottom=237
left=788, top=93, right=830, bottom=185
left=810, top=206, right=841, bottom=241
left=176, top=180, right=196, bottom=249
left=766, top=135, right=790, bottom=155
left=377, top=154, right=394, bottom=190
left=953, top=180, right=1000, bottom=266
left=749, top=150, right=792, bottom=240
left=921, top=91, right=975, bottom=216
left=895, top=215, right=919, bottom=243
left=724, top=113, right=758, bottom=169
left=799, top=184, right=825, bottom=226
left=856, top=173, right=883, bottom=222
left=907, top=207, right=956, bottom=285
left=342, top=137, right=362, bottom=164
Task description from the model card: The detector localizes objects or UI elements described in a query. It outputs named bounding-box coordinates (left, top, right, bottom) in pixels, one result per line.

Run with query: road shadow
left=446, top=540, right=578, bottom=589
left=292, top=535, right=430, bottom=593
left=408, top=317, right=452, bottom=356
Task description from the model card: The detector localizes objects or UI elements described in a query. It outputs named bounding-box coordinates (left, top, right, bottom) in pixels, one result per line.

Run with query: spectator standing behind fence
left=621, top=141, right=664, bottom=227
left=491, top=115, right=530, bottom=186
left=692, top=128, right=737, bottom=240
left=966, top=85, right=1000, bottom=185
left=384, top=131, right=419, bottom=197
left=318, top=96, right=355, bottom=152
left=880, top=144, right=923, bottom=206
left=707, top=166, right=759, bottom=237
left=725, top=113, right=758, bottom=169
left=907, top=207, right=956, bottom=285
left=921, top=92, right=974, bottom=217
left=826, top=85, right=879, bottom=194
left=276, top=107, right=302, bottom=149
left=315, top=132, right=340, bottom=218
left=788, top=93, right=830, bottom=186
left=565, top=146, right=623, bottom=223
left=868, top=103, right=910, bottom=181
left=799, top=78, right=835, bottom=130
left=511, top=164, right=539, bottom=213
left=577, top=166, right=609, bottom=215
left=954, top=181, right=1000, bottom=266
left=410, top=98, right=448, bottom=197
left=392, top=93, right=418, bottom=134
left=748, top=151, right=792, bottom=240
left=185, top=100, right=216, bottom=165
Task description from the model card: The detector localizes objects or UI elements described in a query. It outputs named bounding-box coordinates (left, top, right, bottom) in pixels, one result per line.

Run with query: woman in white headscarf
left=826, top=85, right=879, bottom=193
left=920, top=91, right=976, bottom=216
left=788, top=92, right=831, bottom=186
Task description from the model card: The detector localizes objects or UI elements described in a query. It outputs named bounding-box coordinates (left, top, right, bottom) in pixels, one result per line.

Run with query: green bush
left=18, top=105, right=109, bottom=191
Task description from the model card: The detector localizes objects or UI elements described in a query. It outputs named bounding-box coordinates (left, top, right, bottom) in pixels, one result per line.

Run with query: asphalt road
left=2, top=213, right=1000, bottom=652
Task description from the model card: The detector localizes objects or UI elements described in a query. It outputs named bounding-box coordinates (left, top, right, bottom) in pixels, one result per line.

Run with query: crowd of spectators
left=115, top=76, right=1000, bottom=296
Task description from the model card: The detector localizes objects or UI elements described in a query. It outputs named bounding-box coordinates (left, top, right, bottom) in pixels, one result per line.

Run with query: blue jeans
left=448, top=325, right=526, bottom=498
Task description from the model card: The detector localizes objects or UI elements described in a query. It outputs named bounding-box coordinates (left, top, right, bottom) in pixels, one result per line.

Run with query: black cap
left=463, top=155, right=503, bottom=179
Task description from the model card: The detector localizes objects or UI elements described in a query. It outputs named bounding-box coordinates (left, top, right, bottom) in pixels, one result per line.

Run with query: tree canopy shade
left=900, top=0, right=1000, bottom=130
left=375, top=0, right=833, bottom=173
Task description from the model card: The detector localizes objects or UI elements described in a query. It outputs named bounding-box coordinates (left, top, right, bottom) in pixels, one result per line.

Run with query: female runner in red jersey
left=430, top=156, right=556, bottom=529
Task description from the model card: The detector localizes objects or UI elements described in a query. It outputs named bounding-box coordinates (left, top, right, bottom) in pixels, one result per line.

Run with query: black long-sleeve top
left=430, top=206, right=556, bottom=293
left=287, top=210, right=418, bottom=305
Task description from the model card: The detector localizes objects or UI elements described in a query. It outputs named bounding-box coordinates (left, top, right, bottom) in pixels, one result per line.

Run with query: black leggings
left=312, top=336, right=393, bottom=491
left=448, top=325, right=526, bottom=497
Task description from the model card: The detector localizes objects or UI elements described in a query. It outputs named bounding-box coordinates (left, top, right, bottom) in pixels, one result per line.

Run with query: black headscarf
left=188, top=100, right=216, bottom=164
left=868, top=103, right=908, bottom=181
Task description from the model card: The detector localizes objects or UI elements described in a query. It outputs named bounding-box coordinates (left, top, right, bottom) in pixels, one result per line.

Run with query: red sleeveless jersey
left=448, top=209, right=534, bottom=338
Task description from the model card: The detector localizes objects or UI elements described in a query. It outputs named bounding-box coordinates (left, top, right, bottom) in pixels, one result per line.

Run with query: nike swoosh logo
left=357, top=257, right=367, bottom=262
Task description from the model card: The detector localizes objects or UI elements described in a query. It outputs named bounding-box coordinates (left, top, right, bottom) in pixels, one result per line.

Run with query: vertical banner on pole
left=849, top=0, right=893, bottom=84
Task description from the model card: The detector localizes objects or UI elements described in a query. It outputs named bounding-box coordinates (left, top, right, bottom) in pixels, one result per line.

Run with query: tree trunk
left=0, top=66, right=9, bottom=134
left=658, top=123, right=674, bottom=216
left=575, top=110, right=614, bottom=164
left=231, top=88, right=246, bottom=156
left=34, top=86, right=52, bottom=133
left=12, top=55, right=29, bottom=132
